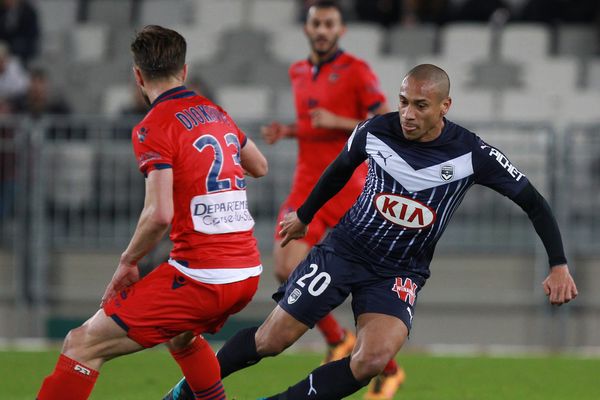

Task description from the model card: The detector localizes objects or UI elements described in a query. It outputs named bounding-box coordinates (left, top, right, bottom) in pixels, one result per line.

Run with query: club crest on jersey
left=287, top=288, right=302, bottom=305
left=374, top=193, right=436, bottom=229
left=137, top=127, right=148, bottom=142
left=441, top=164, right=454, bottom=181
left=392, top=277, right=418, bottom=306
left=329, top=73, right=339, bottom=83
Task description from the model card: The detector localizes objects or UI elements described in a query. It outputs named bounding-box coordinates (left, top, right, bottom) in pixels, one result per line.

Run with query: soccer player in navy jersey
left=164, top=2, right=406, bottom=399
left=36, top=26, right=268, bottom=400
left=189, top=64, right=578, bottom=400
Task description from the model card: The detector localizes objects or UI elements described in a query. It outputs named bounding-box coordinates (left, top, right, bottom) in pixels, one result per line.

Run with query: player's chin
left=313, top=42, right=334, bottom=55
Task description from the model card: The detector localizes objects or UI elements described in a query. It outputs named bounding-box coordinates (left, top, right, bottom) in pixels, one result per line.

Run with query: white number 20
left=296, top=263, right=331, bottom=297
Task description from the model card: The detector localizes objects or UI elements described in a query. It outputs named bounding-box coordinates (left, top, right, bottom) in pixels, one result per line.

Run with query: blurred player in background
left=36, top=25, right=267, bottom=400
left=185, top=63, right=578, bottom=400
left=164, top=1, right=406, bottom=399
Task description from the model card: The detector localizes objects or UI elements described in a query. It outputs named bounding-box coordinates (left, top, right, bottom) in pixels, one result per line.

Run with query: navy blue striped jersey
left=323, top=112, right=529, bottom=281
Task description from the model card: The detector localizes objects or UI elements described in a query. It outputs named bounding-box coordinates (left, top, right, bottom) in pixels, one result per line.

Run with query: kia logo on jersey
left=374, top=193, right=436, bottom=229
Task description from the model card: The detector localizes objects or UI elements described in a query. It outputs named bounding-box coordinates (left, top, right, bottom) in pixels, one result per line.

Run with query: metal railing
left=1, top=116, right=598, bottom=341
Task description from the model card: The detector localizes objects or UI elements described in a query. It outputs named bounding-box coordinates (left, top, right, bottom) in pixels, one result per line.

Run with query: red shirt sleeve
left=354, top=60, right=387, bottom=113
left=131, top=120, right=175, bottom=176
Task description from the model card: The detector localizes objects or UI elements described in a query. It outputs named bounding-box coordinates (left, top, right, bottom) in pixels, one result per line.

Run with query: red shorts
left=102, top=262, right=259, bottom=348
left=275, top=178, right=364, bottom=247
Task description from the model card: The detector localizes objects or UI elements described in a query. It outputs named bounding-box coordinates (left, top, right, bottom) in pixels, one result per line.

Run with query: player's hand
left=310, top=108, right=339, bottom=129
left=100, top=261, right=140, bottom=307
left=542, top=264, right=578, bottom=305
left=279, top=211, right=308, bottom=247
left=261, top=121, right=287, bottom=145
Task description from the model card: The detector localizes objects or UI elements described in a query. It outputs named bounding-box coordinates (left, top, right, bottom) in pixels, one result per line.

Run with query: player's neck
left=145, top=80, right=185, bottom=104
left=310, top=47, right=340, bottom=65
left=418, top=119, right=445, bottom=143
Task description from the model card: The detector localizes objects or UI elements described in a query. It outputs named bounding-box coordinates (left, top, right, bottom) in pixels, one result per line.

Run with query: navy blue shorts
left=273, top=244, right=424, bottom=332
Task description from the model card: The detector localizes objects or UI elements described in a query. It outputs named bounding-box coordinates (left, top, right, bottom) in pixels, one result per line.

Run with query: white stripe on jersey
left=366, top=133, right=474, bottom=192
left=168, top=259, right=262, bottom=284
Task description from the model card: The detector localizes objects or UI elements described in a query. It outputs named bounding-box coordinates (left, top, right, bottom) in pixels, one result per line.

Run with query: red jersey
left=132, top=86, right=261, bottom=271
left=289, top=50, right=386, bottom=189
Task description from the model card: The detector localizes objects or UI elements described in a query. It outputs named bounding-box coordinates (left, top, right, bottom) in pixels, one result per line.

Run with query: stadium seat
left=518, top=58, right=578, bottom=93
left=561, top=91, right=600, bottom=125
left=447, top=89, right=496, bottom=123
left=340, top=23, right=385, bottom=61
left=138, top=0, right=191, bottom=27
left=441, top=23, right=492, bottom=62
left=216, top=85, right=271, bottom=120
left=87, top=0, right=132, bottom=26
left=46, top=142, right=95, bottom=209
left=499, top=89, right=556, bottom=122
left=171, top=25, right=219, bottom=64
left=556, top=24, right=598, bottom=60
left=387, top=24, right=437, bottom=59
left=69, top=24, right=109, bottom=63
left=192, top=0, right=245, bottom=34
left=219, top=28, right=272, bottom=62
left=248, top=60, right=290, bottom=88
left=269, top=27, right=307, bottom=63
left=586, top=58, right=600, bottom=90
left=368, top=57, right=409, bottom=108
left=39, top=31, right=67, bottom=58
left=102, top=84, right=134, bottom=116
left=249, top=0, right=298, bottom=32
left=38, top=0, right=79, bottom=33
left=273, top=88, right=296, bottom=121
left=500, top=23, right=551, bottom=61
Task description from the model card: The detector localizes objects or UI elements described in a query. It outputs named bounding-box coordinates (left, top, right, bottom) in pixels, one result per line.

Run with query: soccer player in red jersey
left=36, top=25, right=267, bottom=400
left=261, top=1, right=404, bottom=398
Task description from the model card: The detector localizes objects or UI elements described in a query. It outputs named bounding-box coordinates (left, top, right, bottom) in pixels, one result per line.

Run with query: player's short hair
left=405, top=64, right=451, bottom=99
left=308, top=0, right=346, bottom=24
left=131, top=25, right=186, bottom=81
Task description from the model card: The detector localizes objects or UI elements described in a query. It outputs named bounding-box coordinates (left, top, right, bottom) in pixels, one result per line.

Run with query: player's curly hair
left=131, top=25, right=186, bottom=81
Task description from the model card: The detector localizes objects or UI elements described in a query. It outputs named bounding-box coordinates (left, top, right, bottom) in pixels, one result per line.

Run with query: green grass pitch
left=2, top=349, right=600, bottom=399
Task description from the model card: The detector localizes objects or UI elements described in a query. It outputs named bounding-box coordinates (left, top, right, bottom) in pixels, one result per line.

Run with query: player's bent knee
left=350, top=351, right=390, bottom=381
left=167, top=331, right=195, bottom=352
left=62, top=325, right=91, bottom=361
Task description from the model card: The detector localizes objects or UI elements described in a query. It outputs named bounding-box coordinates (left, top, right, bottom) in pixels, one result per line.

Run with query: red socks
left=37, top=354, right=99, bottom=400
left=170, top=336, right=226, bottom=400
left=383, top=358, right=399, bottom=375
left=316, top=313, right=346, bottom=345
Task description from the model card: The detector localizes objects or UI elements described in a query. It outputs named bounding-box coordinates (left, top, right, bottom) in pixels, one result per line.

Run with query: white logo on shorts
left=287, top=288, right=302, bottom=304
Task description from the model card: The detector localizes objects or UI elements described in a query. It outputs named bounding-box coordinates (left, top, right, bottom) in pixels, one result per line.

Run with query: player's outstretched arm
left=310, top=101, right=390, bottom=132
left=542, top=264, right=578, bottom=305
left=101, top=168, right=173, bottom=305
left=511, top=183, right=578, bottom=305
left=260, top=121, right=296, bottom=144
left=240, top=138, right=268, bottom=178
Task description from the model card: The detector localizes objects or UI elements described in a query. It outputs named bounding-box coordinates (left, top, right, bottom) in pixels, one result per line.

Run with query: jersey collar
left=150, top=86, right=196, bottom=109
left=309, top=49, right=344, bottom=79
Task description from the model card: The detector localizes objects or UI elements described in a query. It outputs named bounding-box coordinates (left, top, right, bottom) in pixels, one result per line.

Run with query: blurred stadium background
left=0, top=0, right=599, bottom=354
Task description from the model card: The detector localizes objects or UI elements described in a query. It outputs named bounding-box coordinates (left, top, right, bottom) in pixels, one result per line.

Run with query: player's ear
left=441, top=96, right=451, bottom=116
left=181, top=64, right=188, bottom=83
left=133, top=66, right=144, bottom=88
